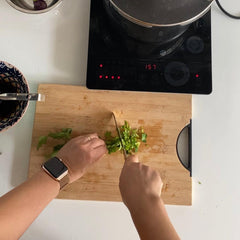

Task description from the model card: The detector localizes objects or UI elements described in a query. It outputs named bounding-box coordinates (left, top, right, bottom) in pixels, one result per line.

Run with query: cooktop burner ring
left=164, top=62, right=190, bottom=87
left=186, top=36, right=205, bottom=54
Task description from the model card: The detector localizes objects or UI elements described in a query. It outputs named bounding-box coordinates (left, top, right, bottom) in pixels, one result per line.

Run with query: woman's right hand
left=119, top=155, right=163, bottom=213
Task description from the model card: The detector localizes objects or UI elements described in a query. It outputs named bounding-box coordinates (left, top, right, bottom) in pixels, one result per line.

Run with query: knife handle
left=0, top=93, right=45, bottom=102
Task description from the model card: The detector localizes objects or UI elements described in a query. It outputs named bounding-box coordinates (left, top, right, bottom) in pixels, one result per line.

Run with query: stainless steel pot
left=104, top=0, right=214, bottom=43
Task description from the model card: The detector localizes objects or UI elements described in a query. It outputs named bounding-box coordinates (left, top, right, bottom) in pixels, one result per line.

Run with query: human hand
left=119, top=155, right=163, bottom=213
left=57, top=133, right=107, bottom=183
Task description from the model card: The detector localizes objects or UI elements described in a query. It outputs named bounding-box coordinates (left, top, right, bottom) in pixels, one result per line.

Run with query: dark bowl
left=6, top=0, right=62, bottom=14
left=0, top=61, right=29, bottom=132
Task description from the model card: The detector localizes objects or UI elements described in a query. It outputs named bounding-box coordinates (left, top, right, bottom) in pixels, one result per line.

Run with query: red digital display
left=117, top=76, right=121, bottom=80
left=111, top=76, right=115, bottom=79
left=195, top=74, right=199, bottom=78
left=99, top=64, right=103, bottom=68
left=99, top=75, right=103, bottom=79
left=145, top=64, right=157, bottom=71
left=105, top=75, right=109, bottom=79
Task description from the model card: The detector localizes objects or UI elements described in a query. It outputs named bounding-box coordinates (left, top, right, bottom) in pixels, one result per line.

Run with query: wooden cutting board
left=28, top=84, right=192, bottom=205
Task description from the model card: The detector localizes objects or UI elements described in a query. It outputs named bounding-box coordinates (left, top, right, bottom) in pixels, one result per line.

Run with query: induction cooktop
left=86, top=0, right=212, bottom=94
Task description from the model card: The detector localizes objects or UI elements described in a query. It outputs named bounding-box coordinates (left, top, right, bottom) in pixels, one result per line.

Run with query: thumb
left=125, top=155, right=139, bottom=163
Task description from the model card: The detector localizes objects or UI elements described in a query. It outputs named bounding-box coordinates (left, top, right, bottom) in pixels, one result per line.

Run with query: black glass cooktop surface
left=86, top=0, right=212, bottom=94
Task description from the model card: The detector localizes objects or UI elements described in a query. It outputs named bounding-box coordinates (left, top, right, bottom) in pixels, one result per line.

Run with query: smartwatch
left=42, top=157, right=69, bottom=189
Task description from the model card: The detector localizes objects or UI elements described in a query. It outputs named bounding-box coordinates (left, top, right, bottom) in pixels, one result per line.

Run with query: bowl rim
left=5, top=0, right=62, bottom=14
left=0, top=60, right=29, bottom=133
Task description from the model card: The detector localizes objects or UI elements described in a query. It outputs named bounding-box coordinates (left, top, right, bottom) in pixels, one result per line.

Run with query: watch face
left=44, top=157, right=68, bottom=178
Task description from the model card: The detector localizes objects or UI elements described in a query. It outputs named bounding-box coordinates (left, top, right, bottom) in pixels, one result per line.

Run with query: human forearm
left=0, top=170, right=59, bottom=240
left=0, top=134, right=107, bottom=240
left=130, top=197, right=180, bottom=240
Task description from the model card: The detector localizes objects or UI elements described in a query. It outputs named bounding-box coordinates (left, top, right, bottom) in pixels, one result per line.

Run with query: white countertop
left=1, top=0, right=240, bottom=239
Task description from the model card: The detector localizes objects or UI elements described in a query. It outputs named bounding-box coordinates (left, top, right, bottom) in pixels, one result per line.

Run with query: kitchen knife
left=112, top=112, right=127, bottom=160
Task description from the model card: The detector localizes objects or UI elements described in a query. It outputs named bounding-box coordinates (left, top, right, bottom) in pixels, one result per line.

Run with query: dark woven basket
left=0, top=61, right=29, bottom=132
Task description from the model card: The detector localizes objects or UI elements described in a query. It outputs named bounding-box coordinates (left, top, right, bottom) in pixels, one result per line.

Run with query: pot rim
left=109, top=0, right=214, bottom=28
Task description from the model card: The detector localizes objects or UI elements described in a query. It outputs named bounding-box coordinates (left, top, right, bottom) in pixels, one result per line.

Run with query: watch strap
left=60, top=174, right=69, bottom=189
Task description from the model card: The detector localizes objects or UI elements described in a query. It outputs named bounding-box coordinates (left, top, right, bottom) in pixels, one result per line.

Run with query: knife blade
left=112, top=112, right=127, bottom=160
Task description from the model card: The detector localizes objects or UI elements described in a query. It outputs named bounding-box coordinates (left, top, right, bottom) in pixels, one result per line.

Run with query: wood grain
left=28, top=84, right=192, bottom=205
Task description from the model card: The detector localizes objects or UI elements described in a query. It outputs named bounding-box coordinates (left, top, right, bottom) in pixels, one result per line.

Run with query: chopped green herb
left=37, top=128, right=72, bottom=158
left=48, top=144, right=65, bottom=158
left=48, top=128, right=72, bottom=140
left=37, top=122, right=147, bottom=158
left=141, top=133, right=147, bottom=143
left=105, top=121, right=147, bottom=155
left=37, top=136, right=48, bottom=150
left=53, top=144, right=65, bottom=152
